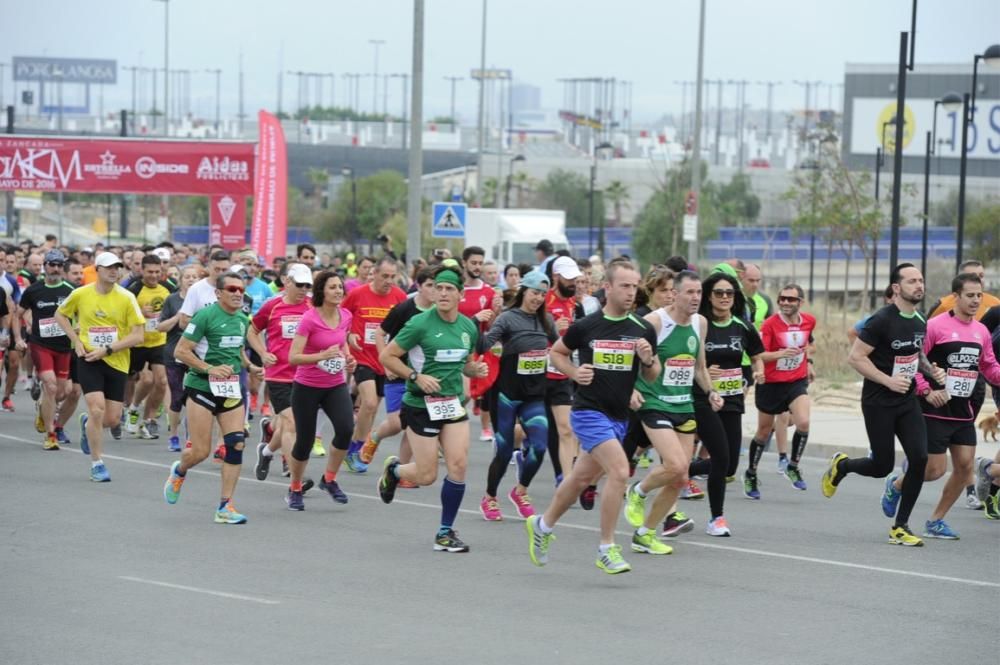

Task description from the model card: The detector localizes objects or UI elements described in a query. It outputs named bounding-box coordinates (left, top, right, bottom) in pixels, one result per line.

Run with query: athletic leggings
left=290, top=382, right=354, bottom=462
left=544, top=399, right=563, bottom=479
left=688, top=400, right=731, bottom=519
left=847, top=399, right=928, bottom=526
left=487, top=392, right=548, bottom=497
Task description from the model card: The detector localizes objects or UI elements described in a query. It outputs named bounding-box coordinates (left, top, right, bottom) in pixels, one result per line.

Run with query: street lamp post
left=920, top=93, right=962, bottom=281
left=369, top=39, right=385, bottom=114
left=504, top=154, right=525, bottom=208
left=342, top=166, right=357, bottom=252
left=588, top=142, right=614, bottom=259
left=870, top=118, right=897, bottom=307
left=153, top=0, right=169, bottom=136
left=205, top=68, right=222, bottom=133
left=444, top=76, right=463, bottom=132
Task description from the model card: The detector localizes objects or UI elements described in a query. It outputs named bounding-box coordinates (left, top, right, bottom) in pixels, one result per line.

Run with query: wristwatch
left=408, top=370, right=418, bottom=382
left=104, top=344, right=113, bottom=355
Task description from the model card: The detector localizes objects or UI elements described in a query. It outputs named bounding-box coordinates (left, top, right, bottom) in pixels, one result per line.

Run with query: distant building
left=511, top=83, right=542, bottom=113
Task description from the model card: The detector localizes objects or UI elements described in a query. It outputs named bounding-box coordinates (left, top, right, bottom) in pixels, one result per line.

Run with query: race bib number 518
left=592, top=340, right=635, bottom=371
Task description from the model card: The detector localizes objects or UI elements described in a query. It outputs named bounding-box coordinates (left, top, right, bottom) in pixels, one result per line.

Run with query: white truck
left=463, top=208, right=569, bottom=267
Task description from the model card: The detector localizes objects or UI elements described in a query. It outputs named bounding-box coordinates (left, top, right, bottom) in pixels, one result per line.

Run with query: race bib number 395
left=592, top=340, right=635, bottom=371
left=425, top=395, right=465, bottom=421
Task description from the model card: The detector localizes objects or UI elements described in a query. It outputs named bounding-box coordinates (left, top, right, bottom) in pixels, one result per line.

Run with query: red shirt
left=545, top=291, right=576, bottom=380
left=760, top=312, right=816, bottom=384
left=251, top=296, right=312, bottom=383
left=341, top=283, right=407, bottom=372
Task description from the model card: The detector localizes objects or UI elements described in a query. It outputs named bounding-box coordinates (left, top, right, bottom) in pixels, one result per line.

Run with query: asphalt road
left=1, top=387, right=997, bottom=665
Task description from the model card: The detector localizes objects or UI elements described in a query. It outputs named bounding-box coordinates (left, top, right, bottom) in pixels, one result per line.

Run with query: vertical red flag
left=209, top=194, right=247, bottom=250
left=250, top=110, right=288, bottom=265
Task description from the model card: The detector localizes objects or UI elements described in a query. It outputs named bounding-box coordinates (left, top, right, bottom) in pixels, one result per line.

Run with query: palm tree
left=481, top=177, right=498, bottom=207
left=511, top=171, right=537, bottom=207
left=604, top=180, right=631, bottom=227
left=305, top=167, right=331, bottom=206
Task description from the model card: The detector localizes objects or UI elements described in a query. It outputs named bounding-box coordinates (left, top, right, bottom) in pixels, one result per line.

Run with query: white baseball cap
left=552, top=256, right=582, bottom=280
left=152, top=247, right=171, bottom=262
left=95, top=252, right=124, bottom=268
left=287, top=263, right=313, bottom=286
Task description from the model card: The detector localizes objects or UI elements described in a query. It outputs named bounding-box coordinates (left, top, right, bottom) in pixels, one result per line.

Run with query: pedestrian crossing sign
left=432, top=202, right=466, bottom=238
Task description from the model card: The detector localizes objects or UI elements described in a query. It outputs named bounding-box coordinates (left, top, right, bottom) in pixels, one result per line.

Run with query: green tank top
left=637, top=308, right=700, bottom=414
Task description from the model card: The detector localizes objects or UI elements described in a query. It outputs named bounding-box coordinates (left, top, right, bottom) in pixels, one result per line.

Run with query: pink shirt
left=252, top=296, right=312, bottom=383
left=293, top=307, right=353, bottom=388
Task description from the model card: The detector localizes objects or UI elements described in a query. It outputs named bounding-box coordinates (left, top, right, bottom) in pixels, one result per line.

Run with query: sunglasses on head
left=778, top=295, right=801, bottom=303
left=221, top=285, right=245, bottom=294
left=712, top=288, right=735, bottom=297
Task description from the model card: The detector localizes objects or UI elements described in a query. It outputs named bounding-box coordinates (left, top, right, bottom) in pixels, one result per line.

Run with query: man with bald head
left=741, top=263, right=774, bottom=327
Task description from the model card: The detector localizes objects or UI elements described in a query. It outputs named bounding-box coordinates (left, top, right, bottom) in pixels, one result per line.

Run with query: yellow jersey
left=57, top=283, right=145, bottom=374
left=128, top=281, right=173, bottom=347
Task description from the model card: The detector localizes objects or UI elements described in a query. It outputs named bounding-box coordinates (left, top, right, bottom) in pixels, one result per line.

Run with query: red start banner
left=0, top=136, right=255, bottom=196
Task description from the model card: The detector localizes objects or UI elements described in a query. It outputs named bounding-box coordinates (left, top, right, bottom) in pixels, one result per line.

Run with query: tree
left=714, top=172, right=760, bottom=225
left=305, top=167, right=331, bottom=202
left=965, top=205, right=1000, bottom=262
left=317, top=170, right=407, bottom=245
left=535, top=168, right=605, bottom=229
left=604, top=180, right=630, bottom=227
left=930, top=188, right=984, bottom=227
left=510, top=170, right=537, bottom=208
left=480, top=177, right=498, bottom=208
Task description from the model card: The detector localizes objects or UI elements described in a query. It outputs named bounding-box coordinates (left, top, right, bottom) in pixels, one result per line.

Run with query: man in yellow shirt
left=55, top=252, right=145, bottom=482
left=928, top=260, right=999, bottom=320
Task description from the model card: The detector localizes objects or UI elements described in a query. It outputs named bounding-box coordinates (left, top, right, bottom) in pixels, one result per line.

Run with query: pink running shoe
left=507, top=486, right=535, bottom=518
left=480, top=495, right=502, bottom=521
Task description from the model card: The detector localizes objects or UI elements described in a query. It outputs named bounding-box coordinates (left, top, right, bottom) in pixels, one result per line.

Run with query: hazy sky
left=4, top=0, right=999, bottom=124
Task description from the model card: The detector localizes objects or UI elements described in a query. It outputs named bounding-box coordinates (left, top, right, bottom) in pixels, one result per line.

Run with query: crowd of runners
left=7, top=233, right=999, bottom=573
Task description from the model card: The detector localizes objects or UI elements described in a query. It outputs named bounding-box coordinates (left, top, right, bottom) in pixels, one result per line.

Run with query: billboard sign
left=13, top=56, right=117, bottom=84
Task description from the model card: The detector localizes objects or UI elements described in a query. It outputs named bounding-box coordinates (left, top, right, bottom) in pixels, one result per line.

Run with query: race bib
left=364, top=322, right=379, bottom=345
left=713, top=367, right=744, bottom=397
left=208, top=375, right=241, bottom=398
left=38, top=317, right=65, bottom=339
left=318, top=356, right=345, bottom=375
left=517, top=350, right=547, bottom=375
left=280, top=316, right=301, bottom=339
left=425, top=395, right=465, bottom=421
left=87, top=326, right=118, bottom=348
left=945, top=368, right=977, bottom=398
left=144, top=316, right=160, bottom=333
left=592, top=340, right=635, bottom=371
left=662, top=358, right=695, bottom=387
left=891, top=353, right=918, bottom=379
left=776, top=352, right=804, bottom=371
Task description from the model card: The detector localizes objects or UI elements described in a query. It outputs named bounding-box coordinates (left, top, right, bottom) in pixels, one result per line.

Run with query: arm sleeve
left=55, top=287, right=78, bottom=319
left=759, top=319, right=775, bottom=351
left=560, top=318, right=583, bottom=352
left=179, top=286, right=201, bottom=317
left=857, top=311, right=884, bottom=348
left=251, top=298, right=273, bottom=331
left=480, top=311, right=509, bottom=351
left=380, top=301, right=406, bottom=338
left=182, top=309, right=207, bottom=343
left=123, top=290, right=146, bottom=328
left=295, top=309, right=314, bottom=338
left=981, top=306, right=1000, bottom=334
left=643, top=322, right=658, bottom=348
left=391, top=315, right=422, bottom=353
left=545, top=314, right=559, bottom=343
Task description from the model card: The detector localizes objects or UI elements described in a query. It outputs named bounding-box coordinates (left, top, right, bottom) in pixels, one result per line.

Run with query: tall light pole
left=688, top=0, right=707, bottom=264
left=504, top=154, right=525, bottom=208
left=921, top=93, right=961, bottom=282
left=205, top=68, right=221, bottom=133
left=476, top=0, right=488, bottom=204
left=588, top=142, right=614, bottom=258
left=369, top=39, right=385, bottom=114
left=870, top=118, right=896, bottom=307
left=153, top=0, right=169, bottom=136
left=341, top=166, right=357, bottom=250
left=444, top=76, right=463, bottom=132
left=390, top=73, right=409, bottom=149
left=406, top=1, right=425, bottom=264
left=888, top=0, right=918, bottom=270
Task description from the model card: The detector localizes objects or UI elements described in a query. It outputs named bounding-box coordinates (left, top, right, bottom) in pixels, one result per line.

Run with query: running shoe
left=579, top=485, right=598, bottom=511
left=888, top=524, right=923, bottom=547
left=110, top=421, right=122, bottom=440
left=923, top=519, right=959, bottom=540
left=286, top=489, right=305, bottom=511
left=966, top=489, right=984, bottom=510
left=434, top=529, right=470, bottom=553
left=743, top=470, right=760, bottom=500
left=42, top=432, right=59, bottom=451
left=259, top=417, right=273, bottom=445
left=705, top=516, right=731, bottom=537
left=1, top=397, right=13, bottom=412
left=398, top=479, right=418, bottom=489
left=311, top=437, right=326, bottom=458
left=822, top=452, right=849, bottom=498
left=214, top=502, right=247, bottom=524
left=881, top=474, right=901, bottom=518
left=144, top=419, right=159, bottom=439
left=975, top=457, right=994, bottom=502
left=624, top=482, right=646, bottom=528
left=662, top=511, right=694, bottom=537
left=260, top=403, right=272, bottom=417
left=55, top=428, right=70, bottom=446
left=984, top=494, right=1000, bottom=520
left=78, top=413, right=90, bottom=455
left=138, top=423, right=153, bottom=440
left=254, top=442, right=271, bottom=480
left=359, top=434, right=380, bottom=464
left=168, top=436, right=181, bottom=452
left=480, top=495, right=502, bottom=521
left=301, top=478, right=315, bottom=493
left=124, top=408, right=140, bottom=434
left=30, top=376, right=41, bottom=401
left=631, top=530, right=673, bottom=555
left=680, top=479, right=705, bottom=500
left=343, top=452, right=368, bottom=473
left=637, top=449, right=652, bottom=469
left=34, top=405, right=45, bottom=434
left=507, top=486, right=535, bottom=518
left=777, top=456, right=789, bottom=475
left=480, top=428, right=494, bottom=442
left=596, top=544, right=632, bottom=574
left=525, top=515, right=555, bottom=566
left=318, top=476, right=348, bottom=504
left=725, top=475, right=735, bottom=484
left=377, top=455, right=401, bottom=504
left=163, top=461, right=185, bottom=504
left=212, top=443, right=225, bottom=464
left=785, top=465, right=807, bottom=490
left=90, top=463, right=110, bottom=483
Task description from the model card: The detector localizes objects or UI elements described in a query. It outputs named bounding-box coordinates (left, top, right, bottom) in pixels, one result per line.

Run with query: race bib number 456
left=592, top=340, right=635, bottom=371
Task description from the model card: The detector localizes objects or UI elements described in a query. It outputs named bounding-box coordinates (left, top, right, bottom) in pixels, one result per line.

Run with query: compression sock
left=324, top=470, right=337, bottom=483
left=218, top=498, right=230, bottom=510
left=289, top=480, right=303, bottom=492
left=748, top=438, right=765, bottom=473
left=791, top=430, right=809, bottom=465
left=439, top=477, right=465, bottom=533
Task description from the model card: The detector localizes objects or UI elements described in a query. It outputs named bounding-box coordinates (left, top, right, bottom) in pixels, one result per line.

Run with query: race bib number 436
left=88, top=326, right=118, bottom=347
left=592, top=340, right=635, bottom=371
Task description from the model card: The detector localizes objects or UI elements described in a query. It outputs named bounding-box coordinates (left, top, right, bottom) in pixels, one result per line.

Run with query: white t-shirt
left=0, top=272, right=13, bottom=300
left=179, top=278, right=218, bottom=317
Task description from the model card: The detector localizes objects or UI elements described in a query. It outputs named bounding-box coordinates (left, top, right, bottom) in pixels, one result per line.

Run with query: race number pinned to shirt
left=208, top=375, right=241, bottom=398
left=945, top=368, right=977, bottom=398
left=280, top=316, right=302, bottom=339
left=38, top=318, right=65, bottom=339
left=88, top=326, right=118, bottom=348
left=776, top=352, right=804, bottom=372
left=516, top=350, right=548, bottom=375
left=318, top=356, right=345, bottom=375
left=592, top=340, right=635, bottom=371
left=145, top=316, right=160, bottom=333
left=662, top=358, right=695, bottom=387
left=425, top=395, right=465, bottom=421
left=713, top=367, right=744, bottom=396
left=364, top=322, right=379, bottom=345
left=891, top=353, right=919, bottom=379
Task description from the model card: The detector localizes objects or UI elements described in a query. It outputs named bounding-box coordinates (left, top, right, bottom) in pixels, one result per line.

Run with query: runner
left=14, top=250, right=75, bottom=449
left=821, top=263, right=946, bottom=546
left=457, top=246, right=501, bottom=442
left=476, top=270, right=558, bottom=521
left=624, top=270, right=723, bottom=549
left=163, top=271, right=262, bottom=523
left=376, top=265, right=487, bottom=552
left=524, top=260, right=659, bottom=574
left=341, top=256, right=407, bottom=472
left=156, top=265, right=202, bottom=451
left=867, top=273, right=1000, bottom=539
left=54, top=252, right=145, bottom=481
left=543, top=256, right=582, bottom=491
left=284, top=270, right=357, bottom=509
left=238, top=250, right=272, bottom=417
left=743, top=283, right=816, bottom=499
left=52, top=256, right=83, bottom=444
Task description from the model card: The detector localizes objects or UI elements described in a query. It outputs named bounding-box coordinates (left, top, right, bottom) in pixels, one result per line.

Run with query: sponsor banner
left=209, top=195, right=247, bottom=250
left=13, top=56, right=118, bottom=84
left=0, top=136, right=255, bottom=195
left=849, top=97, right=1000, bottom=160
left=250, top=111, right=288, bottom=266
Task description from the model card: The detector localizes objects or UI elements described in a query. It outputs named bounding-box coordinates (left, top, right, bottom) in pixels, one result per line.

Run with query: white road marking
left=118, top=576, right=279, bottom=605
left=4, top=432, right=998, bottom=590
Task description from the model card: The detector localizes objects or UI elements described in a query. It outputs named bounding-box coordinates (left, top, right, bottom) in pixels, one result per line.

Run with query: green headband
left=434, top=270, right=463, bottom=289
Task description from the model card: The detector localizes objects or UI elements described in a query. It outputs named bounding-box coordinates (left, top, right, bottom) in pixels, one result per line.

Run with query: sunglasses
left=293, top=282, right=312, bottom=289
left=46, top=261, right=64, bottom=268
left=778, top=295, right=801, bottom=303
left=221, top=285, right=245, bottom=294
left=712, top=289, right=735, bottom=298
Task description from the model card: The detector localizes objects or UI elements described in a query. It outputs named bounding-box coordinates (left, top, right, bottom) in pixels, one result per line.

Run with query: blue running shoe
left=55, top=428, right=71, bottom=446
left=214, top=502, right=247, bottom=524
left=343, top=451, right=368, bottom=474
left=923, top=519, right=959, bottom=540
left=168, top=435, right=181, bottom=452
left=78, top=413, right=90, bottom=455
left=90, top=463, right=110, bottom=482
left=881, top=474, right=901, bottom=518
left=286, top=489, right=305, bottom=511
left=318, top=476, right=349, bottom=504
left=743, top=470, right=760, bottom=500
